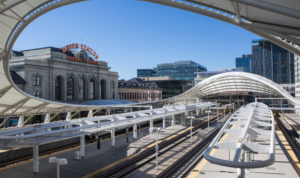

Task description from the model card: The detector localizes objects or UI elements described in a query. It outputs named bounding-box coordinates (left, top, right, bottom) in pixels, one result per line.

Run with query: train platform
left=0, top=116, right=210, bottom=178
left=124, top=115, right=227, bottom=178
left=185, top=122, right=300, bottom=178
left=280, top=113, right=300, bottom=136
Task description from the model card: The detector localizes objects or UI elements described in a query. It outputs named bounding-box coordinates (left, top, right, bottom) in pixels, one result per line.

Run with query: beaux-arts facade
left=9, top=45, right=119, bottom=104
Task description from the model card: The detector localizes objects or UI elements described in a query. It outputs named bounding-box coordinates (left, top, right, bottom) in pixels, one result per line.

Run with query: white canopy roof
left=0, top=0, right=299, bottom=124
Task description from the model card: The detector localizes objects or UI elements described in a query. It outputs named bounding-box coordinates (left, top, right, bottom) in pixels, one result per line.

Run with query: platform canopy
left=0, top=0, right=299, bottom=124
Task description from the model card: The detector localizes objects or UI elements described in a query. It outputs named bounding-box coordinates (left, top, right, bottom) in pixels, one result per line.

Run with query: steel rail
left=98, top=113, right=226, bottom=178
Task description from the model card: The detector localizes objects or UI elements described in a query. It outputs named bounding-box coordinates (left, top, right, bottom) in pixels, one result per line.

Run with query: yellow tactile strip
left=279, top=113, right=300, bottom=135
left=275, top=122, right=300, bottom=175
left=187, top=125, right=235, bottom=178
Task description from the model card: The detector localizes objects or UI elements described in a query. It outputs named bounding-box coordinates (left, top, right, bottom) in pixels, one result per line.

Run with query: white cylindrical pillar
left=163, top=118, right=166, bottom=129
left=172, top=115, right=175, bottom=126
left=87, top=110, right=93, bottom=117
left=17, top=115, right=24, bottom=127
left=150, top=120, right=153, bottom=134
left=66, top=111, right=71, bottom=121
left=111, top=128, right=115, bottom=147
left=133, top=123, right=137, bottom=140
left=44, top=113, right=51, bottom=123
left=33, top=145, right=39, bottom=174
left=181, top=114, right=184, bottom=126
left=80, top=135, right=85, bottom=158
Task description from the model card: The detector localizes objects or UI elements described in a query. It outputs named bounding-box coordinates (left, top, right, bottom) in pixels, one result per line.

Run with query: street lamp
left=187, top=116, right=195, bottom=145
left=49, top=157, right=68, bottom=178
left=150, top=127, right=162, bottom=169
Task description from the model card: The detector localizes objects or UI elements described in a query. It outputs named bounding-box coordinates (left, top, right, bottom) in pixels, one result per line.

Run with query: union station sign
left=62, top=43, right=99, bottom=65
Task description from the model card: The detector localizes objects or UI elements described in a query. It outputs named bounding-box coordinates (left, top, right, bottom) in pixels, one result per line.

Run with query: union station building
left=9, top=44, right=119, bottom=104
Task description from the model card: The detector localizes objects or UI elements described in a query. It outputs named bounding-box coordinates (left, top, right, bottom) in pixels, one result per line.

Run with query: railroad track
left=160, top=129, right=220, bottom=178
left=275, top=115, right=300, bottom=161
left=98, top=113, right=228, bottom=178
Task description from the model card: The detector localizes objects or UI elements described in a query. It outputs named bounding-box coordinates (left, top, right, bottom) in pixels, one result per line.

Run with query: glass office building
left=251, top=39, right=295, bottom=84
left=137, top=69, right=157, bottom=77
left=148, top=80, right=192, bottom=99
left=138, top=61, right=207, bottom=82
left=236, top=55, right=252, bottom=73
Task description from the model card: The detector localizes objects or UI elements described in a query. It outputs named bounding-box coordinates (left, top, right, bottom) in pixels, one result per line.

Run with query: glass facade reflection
left=137, top=61, right=207, bottom=82
left=137, top=69, right=157, bottom=77
left=236, top=55, right=252, bottom=73
left=149, top=80, right=192, bottom=99
left=251, top=39, right=294, bottom=84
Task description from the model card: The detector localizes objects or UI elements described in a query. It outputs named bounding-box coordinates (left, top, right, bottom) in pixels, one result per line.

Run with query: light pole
left=152, top=127, right=162, bottom=169
left=187, top=116, right=195, bottom=145
left=49, top=157, right=68, bottom=178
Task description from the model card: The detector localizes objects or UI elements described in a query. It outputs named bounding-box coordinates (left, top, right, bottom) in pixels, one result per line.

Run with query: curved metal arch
left=177, top=72, right=299, bottom=105
left=0, top=0, right=299, bottom=124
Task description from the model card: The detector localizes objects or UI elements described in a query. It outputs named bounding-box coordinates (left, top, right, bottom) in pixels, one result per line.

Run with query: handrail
left=204, top=103, right=275, bottom=169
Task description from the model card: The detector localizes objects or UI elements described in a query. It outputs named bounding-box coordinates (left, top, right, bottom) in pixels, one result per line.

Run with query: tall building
left=9, top=44, right=119, bottom=104
left=251, top=39, right=295, bottom=84
left=137, top=60, right=207, bottom=82
left=137, top=69, right=157, bottom=77
left=236, top=55, right=252, bottom=73
left=293, top=44, right=300, bottom=100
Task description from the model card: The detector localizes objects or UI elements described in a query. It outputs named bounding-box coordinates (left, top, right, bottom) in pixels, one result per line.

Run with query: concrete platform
left=124, top=115, right=227, bottom=178
left=0, top=120, right=192, bottom=178
left=186, top=122, right=300, bottom=178
left=281, top=113, right=300, bottom=135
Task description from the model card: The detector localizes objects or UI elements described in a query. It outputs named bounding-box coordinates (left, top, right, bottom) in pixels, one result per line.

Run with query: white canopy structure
left=1, top=1, right=299, bottom=175
left=0, top=0, right=299, bottom=126
left=204, top=102, right=275, bottom=177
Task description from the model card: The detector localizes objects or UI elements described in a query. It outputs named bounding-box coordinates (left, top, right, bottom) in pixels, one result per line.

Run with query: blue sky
left=13, top=0, right=260, bottom=80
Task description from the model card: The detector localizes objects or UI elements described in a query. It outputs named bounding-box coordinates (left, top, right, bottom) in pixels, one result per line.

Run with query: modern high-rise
left=236, top=55, right=252, bottom=73
left=137, top=69, right=157, bottom=77
left=137, top=60, right=207, bottom=82
left=251, top=39, right=295, bottom=84
left=293, top=44, right=300, bottom=100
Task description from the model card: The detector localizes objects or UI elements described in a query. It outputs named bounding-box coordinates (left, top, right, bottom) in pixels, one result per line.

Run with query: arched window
left=55, top=76, right=62, bottom=100
left=79, top=78, right=86, bottom=100
left=101, top=80, right=106, bottom=99
left=90, top=79, right=96, bottom=100
left=67, top=77, right=75, bottom=101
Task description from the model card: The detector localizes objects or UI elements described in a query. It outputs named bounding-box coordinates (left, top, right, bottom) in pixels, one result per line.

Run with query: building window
left=79, top=78, right=86, bottom=100
left=33, top=91, right=41, bottom=98
left=55, top=76, right=62, bottom=100
left=101, top=80, right=106, bottom=99
left=67, top=77, right=75, bottom=101
left=89, top=79, right=96, bottom=100
left=33, top=76, right=41, bottom=86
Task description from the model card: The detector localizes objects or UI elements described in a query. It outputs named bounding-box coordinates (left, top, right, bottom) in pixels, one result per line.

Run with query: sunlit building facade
left=236, top=55, right=252, bottom=73
left=137, top=61, right=207, bottom=82
left=251, top=39, right=295, bottom=84
left=9, top=45, right=119, bottom=104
